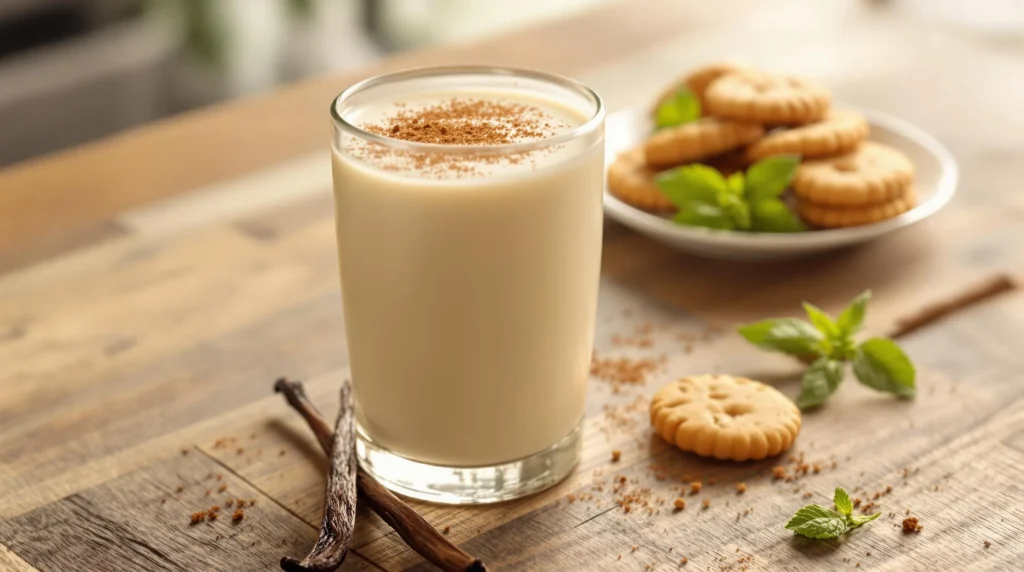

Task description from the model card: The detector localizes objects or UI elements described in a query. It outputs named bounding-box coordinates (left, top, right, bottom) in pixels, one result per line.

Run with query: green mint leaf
left=803, top=302, right=840, bottom=340
left=737, top=318, right=824, bottom=356
left=655, top=88, right=701, bottom=129
left=656, top=164, right=727, bottom=208
left=837, top=291, right=871, bottom=338
left=722, top=195, right=752, bottom=230
left=750, top=198, right=808, bottom=233
left=785, top=505, right=849, bottom=539
left=848, top=512, right=882, bottom=528
left=745, top=154, right=800, bottom=201
left=796, top=357, right=844, bottom=409
left=726, top=172, right=745, bottom=196
left=833, top=487, right=853, bottom=516
left=852, top=338, right=916, bottom=397
left=673, top=203, right=734, bottom=230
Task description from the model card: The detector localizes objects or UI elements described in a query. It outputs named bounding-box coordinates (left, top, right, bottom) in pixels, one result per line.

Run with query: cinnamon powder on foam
left=352, top=97, right=568, bottom=177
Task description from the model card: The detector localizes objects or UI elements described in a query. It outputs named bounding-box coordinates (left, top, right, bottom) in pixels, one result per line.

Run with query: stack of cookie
left=608, top=63, right=917, bottom=229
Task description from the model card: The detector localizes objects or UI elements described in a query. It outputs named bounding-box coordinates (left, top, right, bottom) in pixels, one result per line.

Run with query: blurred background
left=0, top=0, right=612, bottom=167
left=2, top=0, right=1022, bottom=169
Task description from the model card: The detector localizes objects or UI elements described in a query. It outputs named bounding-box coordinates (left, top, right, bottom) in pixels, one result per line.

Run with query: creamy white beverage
left=331, top=68, right=604, bottom=502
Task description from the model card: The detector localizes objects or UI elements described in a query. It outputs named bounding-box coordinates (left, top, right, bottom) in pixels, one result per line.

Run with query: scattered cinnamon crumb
left=279, top=449, right=286, bottom=457
left=215, top=474, right=223, bottom=481
left=225, top=499, right=234, bottom=508
left=232, top=509, right=245, bottom=522
left=701, top=499, right=711, bottom=509
left=984, top=541, right=991, bottom=548
left=235, top=499, right=247, bottom=508
left=160, top=498, right=167, bottom=505
left=631, top=546, right=638, bottom=552
left=803, top=491, right=813, bottom=499
left=443, top=525, right=450, bottom=535
left=902, top=517, right=923, bottom=533
left=736, top=482, right=747, bottom=494
left=690, top=481, right=702, bottom=495
left=567, top=494, right=577, bottom=503
left=249, top=498, right=257, bottom=506
left=673, top=498, right=686, bottom=510
left=204, top=489, right=211, bottom=497
left=236, top=447, right=245, bottom=455
left=611, top=450, right=622, bottom=462
left=207, top=511, right=218, bottom=521
left=680, top=556, right=688, bottom=565
left=772, top=466, right=787, bottom=480
left=217, top=484, right=227, bottom=493
left=853, top=497, right=863, bottom=508
left=180, top=449, right=188, bottom=456
left=190, top=512, right=206, bottom=524
left=175, top=485, right=184, bottom=493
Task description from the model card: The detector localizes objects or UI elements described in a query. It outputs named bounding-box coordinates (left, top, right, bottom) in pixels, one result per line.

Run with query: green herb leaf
left=726, top=172, right=745, bottom=196
left=837, top=291, right=870, bottom=338
left=797, top=357, right=844, bottom=410
left=745, top=154, right=800, bottom=201
left=722, top=195, right=752, bottom=230
left=750, top=199, right=808, bottom=233
left=655, top=88, right=701, bottom=129
left=833, top=487, right=853, bottom=516
left=785, top=505, right=850, bottom=539
left=803, top=302, right=840, bottom=339
left=673, top=203, right=734, bottom=230
left=737, top=318, right=824, bottom=356
left=656, top=164, right=726, bottom=207
left=852, top=338, right=916, bottom=397
left=848, top=512, right=882, bottom=528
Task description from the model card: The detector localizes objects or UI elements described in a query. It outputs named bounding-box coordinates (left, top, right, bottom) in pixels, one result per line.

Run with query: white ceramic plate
left=603, top=106, right=959, bottom=261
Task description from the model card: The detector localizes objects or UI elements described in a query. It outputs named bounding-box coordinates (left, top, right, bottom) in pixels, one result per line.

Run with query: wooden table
left=1, top=1, right=1022, bottom=570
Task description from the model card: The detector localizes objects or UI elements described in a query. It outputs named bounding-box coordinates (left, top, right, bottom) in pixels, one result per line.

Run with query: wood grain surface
left=1, top=0, right=1023, bottom=570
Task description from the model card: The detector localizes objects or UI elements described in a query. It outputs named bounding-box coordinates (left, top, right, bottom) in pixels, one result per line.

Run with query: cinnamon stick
left=888, top=274, right=1016, bottom=339
left=277, top=380, right=357, bottom=572
left=274, top=378, right=486, bottom=572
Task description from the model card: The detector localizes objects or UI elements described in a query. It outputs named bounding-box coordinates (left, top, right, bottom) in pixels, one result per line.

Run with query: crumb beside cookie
left=649, top=374, right=801, bottom=461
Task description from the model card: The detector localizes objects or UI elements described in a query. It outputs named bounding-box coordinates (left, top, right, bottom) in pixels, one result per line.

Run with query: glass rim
left=330, top=65, right=605, bottom=155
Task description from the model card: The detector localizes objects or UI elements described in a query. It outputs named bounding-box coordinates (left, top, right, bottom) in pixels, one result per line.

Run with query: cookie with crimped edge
left=792, top=142, right=914, bottom=207
left=704, top=69, right=830, bottom=125
left=651, top=62, right=744, bottom=117
left=607, top=147, right=675, bottom=212
left=797, top=186, right=917, bottom=228
left=650, top=374, right=801, bottom=462
left=744, top=109, right=869, bottom=162
left=643, top=117, right=764, bottom=170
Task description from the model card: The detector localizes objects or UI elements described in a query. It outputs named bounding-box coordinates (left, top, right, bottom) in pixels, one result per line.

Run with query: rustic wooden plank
left=0, top=450, right=379, bottom=572
left=0, top=220, right=126, bottom=277
left=0, top=544, right=40, bottom=572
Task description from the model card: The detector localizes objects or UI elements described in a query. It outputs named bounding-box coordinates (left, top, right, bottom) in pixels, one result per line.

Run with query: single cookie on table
left=652, top=62, right=744, bottom=116
left=704, top=70, right=830, bottom=125
left=644, top=117, right=764, bottom=170
left=607, top=147, right=675, bottom=212
left=792, top=142, right=914, bottom=207
left=650, top=374, right=801, bottom=462
left=744, top=109, right=870, bottom=162
left=797, top=186, right=917, bottom=228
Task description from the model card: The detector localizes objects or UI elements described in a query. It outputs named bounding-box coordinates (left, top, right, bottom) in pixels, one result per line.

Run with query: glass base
left=356, top=421, right=582, bottom=505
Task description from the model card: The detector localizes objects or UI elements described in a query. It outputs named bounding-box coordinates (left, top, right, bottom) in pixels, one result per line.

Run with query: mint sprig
left=654, top=88, right=701, bottom=129
left=738, top=290, right=916, bottom=409
left=656, top=155, right=807, bottom=233
left=786, top=487, right=880, bottom=539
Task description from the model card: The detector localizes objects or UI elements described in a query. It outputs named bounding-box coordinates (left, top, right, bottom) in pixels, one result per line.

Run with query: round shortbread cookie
left=797, top=186, right=917, bottom=228
left=792, top=142, right=914, bottom=207
left=643, top=117, right=764, bottom=170
left=744, top=109, right=870, bottom=162
left=607, top=147, right=675, bottom=212
left=651, top=63, right=743, bottom=116
left=704, top=70, right=830, bottom=125
left=650, top=375, right=801, bottom=462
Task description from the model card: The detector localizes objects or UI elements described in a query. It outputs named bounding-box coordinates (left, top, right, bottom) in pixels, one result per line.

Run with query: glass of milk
left=331, top=66, right=605, bottom=504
